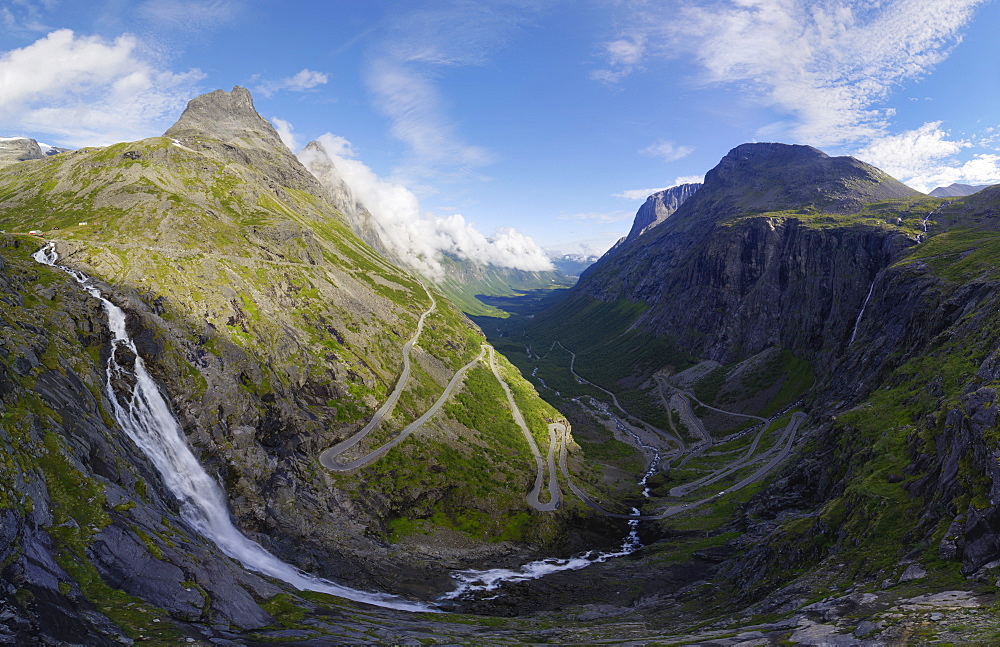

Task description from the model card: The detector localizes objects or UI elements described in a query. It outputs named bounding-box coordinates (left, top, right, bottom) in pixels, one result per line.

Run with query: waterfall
left=33, top=244, right=431, bottom=613
left=849, top=280, right=876, bottom=344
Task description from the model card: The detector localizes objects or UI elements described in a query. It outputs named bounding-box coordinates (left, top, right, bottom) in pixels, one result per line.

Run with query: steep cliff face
left=540, top=143, right=925, bottom=372
left=527, top=142, right=1000, bottom=607
left=584, top=183, right=701, bottom=280
left=0, top=137, right=45, bottom=168
left=624, top=182, right=702, bottom=243
left=723, top=204, right=1000, bottom=598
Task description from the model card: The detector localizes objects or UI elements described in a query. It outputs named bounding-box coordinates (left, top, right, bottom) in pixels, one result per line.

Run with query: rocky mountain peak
left=624, top=183, right=701, bottom=243
left=164, top=86, right=323, bottom=194
left=164, top=86, right=285, bottom=151
left=694, top=141, right=922, bottom=214
left=0, top=136, right=45, bottom=169
left=298, top=140, right=399, bottom=262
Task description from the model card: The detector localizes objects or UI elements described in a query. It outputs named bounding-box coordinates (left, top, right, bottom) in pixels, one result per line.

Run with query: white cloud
left=674, top=174, right=705, bottom=186
left=614, top=187, right=670, bottom=200
left=1, top=0, right=51, bottom=33
left=855, top=121, right=967, bottom=176
left=855, top=122, right=1000, bottom=192
left=137, top=0, right=242, bottom=33
left=362, top=1, right=553, bottom=182
left=382, top=1, right=544, bottom=67
left=255, top=68, right=329, bottom=98
left=366, top=59, right=494, bottom=175
left=641, top=139, right=694, bottom=162
left=299, top=134, right=553, bottom=280
left=0, top=29, right=203, bottom=147
left=283, top=69, right=328, bottom=91
left=591, top=35, right=647, bottom=82
left=595, top=0, right=987, bottom=146
left=270, top=116, right=298, bottom=151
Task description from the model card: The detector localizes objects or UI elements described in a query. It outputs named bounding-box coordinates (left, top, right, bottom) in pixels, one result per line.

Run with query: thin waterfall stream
left=33, top=243, right=431, bottom=613
left=849, top=279, right=876, bottom=344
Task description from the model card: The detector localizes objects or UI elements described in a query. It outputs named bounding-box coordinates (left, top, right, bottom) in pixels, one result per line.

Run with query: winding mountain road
left=555, top=413, right=806, bottom=520
left=318, top=289, right=561, bottom=511
left=318, top=306, right=806, bottom=521
left=489, top=347, right=561, bottom=511
left=320, top=346, right=486, bottom=471
left=319, top=287, right=437, bottom=469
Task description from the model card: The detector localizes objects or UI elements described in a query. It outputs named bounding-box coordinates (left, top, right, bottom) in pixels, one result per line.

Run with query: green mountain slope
left=0, top=87, right=588, bottom=609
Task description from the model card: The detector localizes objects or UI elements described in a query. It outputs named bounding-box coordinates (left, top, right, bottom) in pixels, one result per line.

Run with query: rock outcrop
left=297, top=139, right=401, bottom=263
left=0, top=137, right=44, bottom=168
left=165, top=85, right=323, bottom=194
left=624, top=182, right=701, bottom=243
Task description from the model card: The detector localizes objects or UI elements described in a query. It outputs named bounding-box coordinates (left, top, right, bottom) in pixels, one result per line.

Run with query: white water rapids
left=32, top=244, right=430, bottom=613
left=442, top=514, right=641, bottom=600
left=441, top=397, right=654, bottom=600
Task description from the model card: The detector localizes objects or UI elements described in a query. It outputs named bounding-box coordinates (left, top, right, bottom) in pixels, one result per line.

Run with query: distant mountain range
left=547, top=251, right=600, bottom=277
left=928, top=182, right=993, bottom=197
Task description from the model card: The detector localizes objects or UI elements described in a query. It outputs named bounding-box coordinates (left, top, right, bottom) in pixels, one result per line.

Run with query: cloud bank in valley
left=298, top=133, right=553, bottom=280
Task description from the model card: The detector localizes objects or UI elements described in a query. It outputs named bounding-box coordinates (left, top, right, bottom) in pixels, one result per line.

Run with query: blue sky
left=2, top=0, right=999, bottom=262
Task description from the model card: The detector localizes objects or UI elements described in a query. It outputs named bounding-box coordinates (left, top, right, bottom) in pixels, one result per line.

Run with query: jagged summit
left=298, top=140, right=399, bottom=262
left=164, top=86, right=284, bottom=150
left=165, top=86, right=321, bottom=193
left=695, top=141, right=922, bottom=214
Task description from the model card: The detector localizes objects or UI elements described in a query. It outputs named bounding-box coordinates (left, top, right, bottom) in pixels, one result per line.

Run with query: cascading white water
left=442, top=512, right=642, bottom=600
left=33, top=243, right=431, bottom=613
left=849, top=279, right=876, bottom=344
left=441, top=395, right=653, bottom=601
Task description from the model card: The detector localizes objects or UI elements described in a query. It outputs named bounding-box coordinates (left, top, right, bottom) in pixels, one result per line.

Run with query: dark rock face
left=567, top=143, right=918, bottom=365
left=584, top=183, right=700, bottom=280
